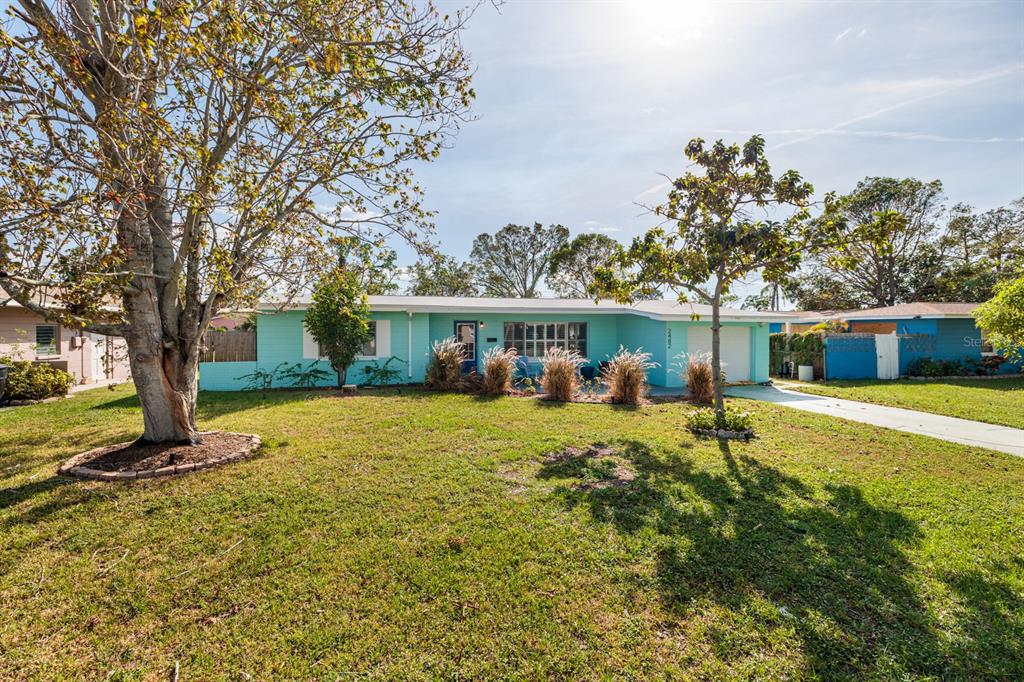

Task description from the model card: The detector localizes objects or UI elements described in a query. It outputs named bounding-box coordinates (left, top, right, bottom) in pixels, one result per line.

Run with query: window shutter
left=302, top=322, right=319, bottom=359
left=375, top=319, right=391, bottom=358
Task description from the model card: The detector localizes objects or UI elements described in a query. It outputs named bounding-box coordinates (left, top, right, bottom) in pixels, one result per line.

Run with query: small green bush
left=685, top=404, right=754, bottom=433
left=0, top=358, right=74, bottom=402
left=905, top=355, right=1007, bottom=377
left=359, top=356, right=407, bottom=386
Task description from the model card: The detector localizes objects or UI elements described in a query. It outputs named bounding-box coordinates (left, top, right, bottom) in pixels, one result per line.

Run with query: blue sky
left=404, top=0, right=1024, bottom=297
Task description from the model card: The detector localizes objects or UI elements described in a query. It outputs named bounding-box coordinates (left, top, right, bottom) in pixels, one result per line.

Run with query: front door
left=875, top=333, right=900, bottom=379
left=454, top=321, right=478, bottom=373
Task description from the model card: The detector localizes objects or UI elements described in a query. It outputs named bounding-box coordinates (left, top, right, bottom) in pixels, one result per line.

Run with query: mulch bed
left=58, top=431, right=260, bottom=481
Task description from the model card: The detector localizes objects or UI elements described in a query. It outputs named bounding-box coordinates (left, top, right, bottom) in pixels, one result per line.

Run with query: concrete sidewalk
left=725, top=384, right=1024, bottom=458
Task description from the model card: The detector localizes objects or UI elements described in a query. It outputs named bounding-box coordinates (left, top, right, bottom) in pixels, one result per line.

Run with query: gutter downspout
left=407, top=311, right=413, bottom=379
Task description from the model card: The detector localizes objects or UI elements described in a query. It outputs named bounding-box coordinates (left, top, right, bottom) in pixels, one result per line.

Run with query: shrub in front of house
left=685, top=404, right=753, bottom=433
left=425, top=336, right=466, bottom=390
left=604, top=346, right=657, bottom=405
left=482, top=346, right=517, bottom=395
left=678, top=351, right=714, bottom=404
left=540, top=347, right=584, bottom=401
left=0, top=358, right=74, bottom=402
left=905, top=355, right=1006, bottom=377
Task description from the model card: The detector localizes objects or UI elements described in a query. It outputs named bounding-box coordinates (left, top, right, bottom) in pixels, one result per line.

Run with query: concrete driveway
left=725, top=384, right=1024, bottom=458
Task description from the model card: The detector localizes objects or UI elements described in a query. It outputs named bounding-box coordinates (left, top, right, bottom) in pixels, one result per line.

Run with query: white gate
left=875, top=334, right=899, bottom=379
left=89, top=333, right=107, bottom=380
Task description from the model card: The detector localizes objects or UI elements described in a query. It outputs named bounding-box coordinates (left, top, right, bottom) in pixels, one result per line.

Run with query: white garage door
left=687, top=326, right=751, bottom=383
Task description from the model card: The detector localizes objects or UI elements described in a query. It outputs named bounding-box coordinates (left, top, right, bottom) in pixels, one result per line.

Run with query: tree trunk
left=127, top=335, right=200, bottom=443
left=121, top=276, right=201, bottom=444
left=711, top=296, right=725, bottom=415
left=335, top=363, right=348, bottom=388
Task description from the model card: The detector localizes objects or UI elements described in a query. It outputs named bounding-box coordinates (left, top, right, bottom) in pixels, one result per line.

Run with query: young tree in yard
left=547, top=233, right=625, bottom=298
left=406, top=254, right=478, bottom=296
left=304, top=268, right=372, bottom=387
left=470, top=223, right=569, bottom=297
left=595, top=136, right=865, bottom=414
left=974, top=276, right=1024, bottom=362
left=0, top=0, right=474, bottom=442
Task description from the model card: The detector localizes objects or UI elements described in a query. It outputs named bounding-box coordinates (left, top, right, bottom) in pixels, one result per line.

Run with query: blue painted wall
left=198, top=361, right=259, bottom=391
left=618, top=315, right=668, bottom=385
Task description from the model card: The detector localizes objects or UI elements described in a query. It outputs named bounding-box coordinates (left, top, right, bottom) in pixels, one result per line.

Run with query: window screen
left=35, top=325, right=58, bottom=355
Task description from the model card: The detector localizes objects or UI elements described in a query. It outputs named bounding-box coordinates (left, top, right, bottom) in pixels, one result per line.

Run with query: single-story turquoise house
left=769, top=302, right=1021, bottom=379
left=199, top=296, right=787, bottom=391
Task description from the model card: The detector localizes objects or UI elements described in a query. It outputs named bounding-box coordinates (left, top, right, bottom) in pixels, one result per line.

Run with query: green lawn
left=783, top=377, right=1024, bottom=429
left=1, top=385, right=1022, bottom=679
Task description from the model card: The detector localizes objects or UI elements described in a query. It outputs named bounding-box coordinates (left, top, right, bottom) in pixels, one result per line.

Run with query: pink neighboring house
left=0, top=303, right=131, bottom=385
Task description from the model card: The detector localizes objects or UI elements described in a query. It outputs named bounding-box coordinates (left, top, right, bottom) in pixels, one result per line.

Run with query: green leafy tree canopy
left=547, top=233, right=625, bottom=298
left=595, top=135, right=863, bottom=412
left=974, top=276, right=1024, bottom=362
left=333, top=237, right=401, bottom=296
left=304, top=268, right=372, bottom=388
left=406, top=254, right=478, bottom=296
left=0, top=0, right=474, bottom=442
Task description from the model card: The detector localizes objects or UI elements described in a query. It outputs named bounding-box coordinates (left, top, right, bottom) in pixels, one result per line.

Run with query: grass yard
left=784, top=377, right=1024, bottom=429
left=1, top=385, right=1023, bottom=680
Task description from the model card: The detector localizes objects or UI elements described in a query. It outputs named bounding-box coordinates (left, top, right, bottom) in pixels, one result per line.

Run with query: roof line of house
left=246, top=296, right=793, bottom=323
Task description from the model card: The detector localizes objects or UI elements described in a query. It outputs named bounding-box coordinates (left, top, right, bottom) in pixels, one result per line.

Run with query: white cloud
left=834, top=27, right=852, bottom=42
left=770, top=64, right=1024, bottom=150
left=711, top=128, right=1023, bottom=144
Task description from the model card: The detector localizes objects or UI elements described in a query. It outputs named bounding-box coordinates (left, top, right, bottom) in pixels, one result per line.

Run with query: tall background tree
left=785, top=180, right=1022, bottom=310
left=788, top=177, right=943, bottom=309
left=595, top=136, right=862, bottom=413
left=0, top=0, right=474, bottom=442
left=547, top=233, right=624, bottom=298
left=470, top=223, right=569, bottom=297
left=406, top=253, right=478, bottom=296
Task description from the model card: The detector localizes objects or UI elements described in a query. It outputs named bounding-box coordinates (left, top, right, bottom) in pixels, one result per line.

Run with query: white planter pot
left=797, top=365, right=814, bottom=382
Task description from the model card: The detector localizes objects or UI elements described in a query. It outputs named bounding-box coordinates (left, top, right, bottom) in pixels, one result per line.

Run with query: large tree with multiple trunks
left=0, top=0, right=474, bottom=442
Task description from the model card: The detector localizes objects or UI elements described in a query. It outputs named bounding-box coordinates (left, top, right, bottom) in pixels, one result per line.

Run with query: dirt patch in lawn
left=541, top=443, right=637, bottom=490
left=543, top=443, right=616, bottom=463
left=58, top=431, right=260, bottom=481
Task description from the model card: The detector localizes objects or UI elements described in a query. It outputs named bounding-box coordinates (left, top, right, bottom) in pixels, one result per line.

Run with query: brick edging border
left=57, top=431, right=261, bottom=482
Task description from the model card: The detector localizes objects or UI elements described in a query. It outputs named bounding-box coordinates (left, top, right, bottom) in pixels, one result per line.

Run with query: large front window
left=504, top=322, right=587, bottom=358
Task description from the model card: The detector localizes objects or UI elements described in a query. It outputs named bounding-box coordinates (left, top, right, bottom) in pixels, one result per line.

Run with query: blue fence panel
left=825, top=334, right=877, bottom=380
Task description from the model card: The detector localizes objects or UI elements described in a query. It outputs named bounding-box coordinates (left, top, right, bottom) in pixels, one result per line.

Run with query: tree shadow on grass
left=537, top=438, right=1011, bottom=678
left=936, top=564, right=1024, bottom=678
